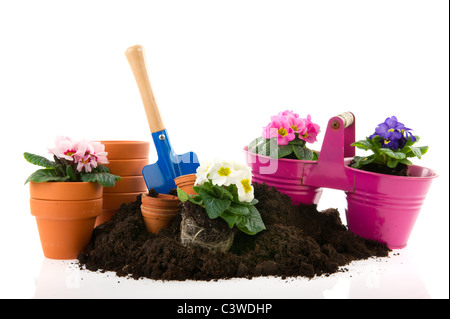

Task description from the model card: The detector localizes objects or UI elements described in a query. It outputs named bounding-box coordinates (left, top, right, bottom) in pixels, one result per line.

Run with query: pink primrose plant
left=251, top=110, right=321, bottom=161
left=25, top=137, right=121, bottom=187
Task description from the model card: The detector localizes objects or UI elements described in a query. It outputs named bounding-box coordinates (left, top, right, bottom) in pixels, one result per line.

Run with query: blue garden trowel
left=125, top=45, right=199, bottom=194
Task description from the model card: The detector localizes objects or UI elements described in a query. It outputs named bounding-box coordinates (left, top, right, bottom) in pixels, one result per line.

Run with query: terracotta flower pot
left=174, top=173, right=198, bottom=195
left=100, top=140, right=150, bottom=159
left=104, top=158, right=149, bottom=176
left=29, top=182, right=102, bottom=259
left=103, top=176, right=147, bottom=193
left=95, top=140, right=149, bottom=227
left=141, top=193, right=180, bottom=234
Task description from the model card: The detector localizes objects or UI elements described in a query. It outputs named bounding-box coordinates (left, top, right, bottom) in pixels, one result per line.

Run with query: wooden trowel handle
left=125, top=45, right=165, bottom=133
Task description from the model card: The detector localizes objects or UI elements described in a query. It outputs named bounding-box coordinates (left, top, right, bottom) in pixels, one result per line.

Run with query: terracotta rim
left=141, top=193, right=180, bottom=209
left=30, top=182, right=103, bottom=201
left=100, top=140, right=149, bottom=159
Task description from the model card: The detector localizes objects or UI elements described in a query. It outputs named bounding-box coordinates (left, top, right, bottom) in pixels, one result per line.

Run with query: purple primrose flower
left=369, top=116, right=416, bottom=150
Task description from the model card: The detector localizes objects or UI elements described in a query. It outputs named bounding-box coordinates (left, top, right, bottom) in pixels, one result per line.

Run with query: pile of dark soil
left=78, top=183, right=390, bottom=281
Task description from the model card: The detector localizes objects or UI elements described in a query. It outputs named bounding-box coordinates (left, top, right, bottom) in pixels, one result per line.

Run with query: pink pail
left=244, top=147, right=323, bottom=206
left=344, top=163, right=437, bottom=249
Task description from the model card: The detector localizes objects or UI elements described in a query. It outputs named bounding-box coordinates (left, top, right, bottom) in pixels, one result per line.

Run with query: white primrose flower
left=195, top=160, right=212, bottom=185
left=208, top=160, right=237, bottom=186
left=195, top=159, right=254, bottom=202
left=234, top=169, right=254, bottom=203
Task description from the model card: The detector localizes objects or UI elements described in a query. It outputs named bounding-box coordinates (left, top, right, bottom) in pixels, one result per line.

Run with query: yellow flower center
left=217, top=167, right=231, bottom=177
left=241, top=179, right=252, bottom=194
left=384, top=139, right=391, bottom=144
left=278, top=127, right=288, bottom=137
left=291, top=125, right=298, bottom=131
left=388, top=128, right=395, bottom=132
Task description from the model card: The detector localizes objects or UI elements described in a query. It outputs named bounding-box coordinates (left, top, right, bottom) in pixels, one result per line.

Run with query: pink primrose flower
left=301, top=115, right=320, bottom=144
left=262, top=115, right=295, bottom=145
left=48, top=136, right=79, bottom=161
left=74, top=140, right=109, bottom=173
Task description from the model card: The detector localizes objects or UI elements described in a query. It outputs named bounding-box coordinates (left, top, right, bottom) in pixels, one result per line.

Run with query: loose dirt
left=78, top=183, right=390, bottom=281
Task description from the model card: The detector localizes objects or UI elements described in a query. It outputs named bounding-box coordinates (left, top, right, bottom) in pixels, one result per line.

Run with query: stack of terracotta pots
left=95, top=141, right=150, bottom=227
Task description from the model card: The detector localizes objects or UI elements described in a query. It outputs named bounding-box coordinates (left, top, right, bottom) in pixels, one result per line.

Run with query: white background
left=0, top=0, right=448, bottom=299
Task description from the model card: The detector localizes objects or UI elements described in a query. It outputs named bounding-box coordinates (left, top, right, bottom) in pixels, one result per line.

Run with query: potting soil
left=78, top=183, right=390, bottom=281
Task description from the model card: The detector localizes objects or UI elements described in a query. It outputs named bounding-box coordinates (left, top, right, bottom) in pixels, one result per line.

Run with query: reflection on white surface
left=33, top=250, right=430, bottom=299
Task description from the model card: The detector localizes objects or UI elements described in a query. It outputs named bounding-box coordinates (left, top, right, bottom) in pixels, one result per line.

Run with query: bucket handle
left=302, top=112, right=355, bottom=192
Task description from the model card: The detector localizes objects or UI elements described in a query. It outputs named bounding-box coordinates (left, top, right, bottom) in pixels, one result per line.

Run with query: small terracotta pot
left=174, top=173, right=197, bottom=195
left=102, top=192, right=144, bottom=210
left=103, top=176, right=147, bottom=193
left=101, top=140, right=149, bottom=159
left=29, top=182, right=102, bottom=259
left=104, top=158, right=149, bottom=176
left=141, top=193, right=180, bottom=234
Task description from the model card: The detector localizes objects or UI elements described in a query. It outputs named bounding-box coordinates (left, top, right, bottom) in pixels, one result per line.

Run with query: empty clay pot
left=100, top=140, right=150, bottom=159
left=174, top=173, right=197, bottom=195
left=141, top=193, right=180, bottom=234
left=29, top=182, right=102, bottom=259
left=95, top=140, right=149, bottom=227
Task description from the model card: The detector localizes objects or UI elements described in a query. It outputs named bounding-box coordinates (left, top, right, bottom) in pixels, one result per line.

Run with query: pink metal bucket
left=244, top=147, right=323, bottom=206
left=344, top=163, right=437, bottom=249
left=301, top=112, right=438, bottom=249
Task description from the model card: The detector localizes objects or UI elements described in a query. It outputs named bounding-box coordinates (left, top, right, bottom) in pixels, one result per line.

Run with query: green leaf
left=197, top=188, right=231, bottom=219
left=351, top=139, right=373, bottom=150
left=177, top=187, right=190, bottom=202
left=277, top=144, right=293, bottom=158
left=351, top=155, right=375, bottom=169
left=24, top=152, right=54, bottom=168
left=219, top=212, right=238, bottom=229
left=248, top=136, right=266, bottom=150
left=188, top=195, right=204, bottom=206
left=289, top=138, right=306, bottom=146
left=406, top=146, right=423, bottom=159
left=212, top=184, right=234, bottom=201
left=418, top=146, right=429, bottom=156
left=226, top=202, right=250, bottom=216
left=256, top=139, right=271, bottom=156
left=235, top=206, right=266, bottom=235
left=80, top=172, right=122, bottom=187
left=312, top=151, right=319, bottom=161
left=399, top=158, right=413, bottom=166
left=94, top=164, right=111, bottom=173
left=302, top=147, right=314, bottom=160
left=379, top=148, right=406, bottom=160
left=239, top=198, right=259, bottom=206
left=66, top=165, right=78, bottom=182
left=387, top=157, right=398, bottom=168
left=292, top=145, right=304, bottom=159
left=226, top=184, right=240, bottom=202
left=25, top=169, right=69, bottom=184
left=369, top=135, right=382, bottom=147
